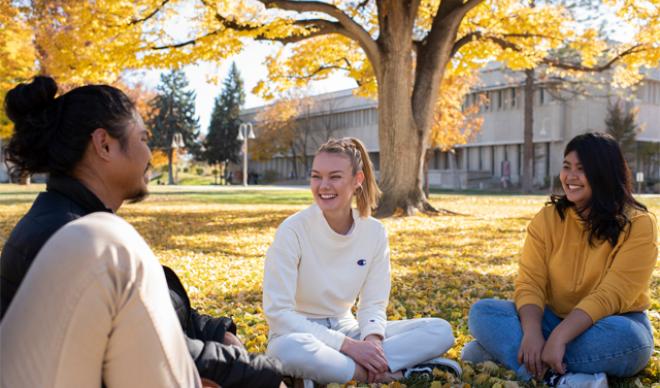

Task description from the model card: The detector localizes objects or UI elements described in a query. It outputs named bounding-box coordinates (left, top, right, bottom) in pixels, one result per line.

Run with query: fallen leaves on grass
left=0, top=190, right=658, bottom=387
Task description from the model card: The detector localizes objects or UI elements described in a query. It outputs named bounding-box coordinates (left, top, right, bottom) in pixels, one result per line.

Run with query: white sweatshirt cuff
left=322, top=328, right=347, bottom=351
left=360, top=322, right=386, bottom=340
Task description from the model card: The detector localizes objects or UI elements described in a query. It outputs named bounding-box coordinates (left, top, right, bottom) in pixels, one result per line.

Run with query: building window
left=511, top=88, right=516, bottom=108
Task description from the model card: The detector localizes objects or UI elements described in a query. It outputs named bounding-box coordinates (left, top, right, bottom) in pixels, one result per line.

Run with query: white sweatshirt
left=263, top=204, right=391, bottom=351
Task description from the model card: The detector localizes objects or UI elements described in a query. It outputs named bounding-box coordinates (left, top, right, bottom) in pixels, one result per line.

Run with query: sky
left=139, top=41, right=357, bottom=134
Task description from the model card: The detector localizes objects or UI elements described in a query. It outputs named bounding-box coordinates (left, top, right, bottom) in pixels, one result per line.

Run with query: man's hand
left=340, top=337, right=388, bottom=376
left=517, top=331, right=547, bottom=379
left=223, top=332, right=244, bottom=348
left=201, top=378, right=220, bottom=387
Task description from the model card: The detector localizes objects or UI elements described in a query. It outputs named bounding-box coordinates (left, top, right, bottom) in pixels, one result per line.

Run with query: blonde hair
left=316, top=137, right=381, bottom=217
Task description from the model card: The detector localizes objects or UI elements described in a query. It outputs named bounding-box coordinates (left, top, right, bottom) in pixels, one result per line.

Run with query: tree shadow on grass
left=124, top=208, right=295, bottom=256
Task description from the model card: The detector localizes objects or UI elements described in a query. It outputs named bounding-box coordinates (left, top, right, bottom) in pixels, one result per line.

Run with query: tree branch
left=150, top=29, right=222, bottom=50
left=129, top=0, right=170, bottom=25
left=473, top=33, right=647, bottom=72
left=451, top=31, right=560, bottom=57
left=151, top=2, right=345, bottom=47
left=543, top=44, right=645, bottom=72
left=263, top=19, right=348, bottom=44
left=258, top=0, right=381, bottom=76
left=434, top=0, right=482, bottom=30
left=413, top=0, right=484, bottom=127
left=356, top=0, right=371, bottom=10
left=288, top=64, right=351, bottom=81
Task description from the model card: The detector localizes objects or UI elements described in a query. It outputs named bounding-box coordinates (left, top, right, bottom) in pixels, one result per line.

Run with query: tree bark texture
left=374, top=4, right=427, bottom=216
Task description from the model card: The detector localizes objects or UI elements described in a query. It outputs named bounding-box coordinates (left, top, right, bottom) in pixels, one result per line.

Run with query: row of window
left=302, top=108, right=378, bottom=130
left=429, top=143, right=552, bottom=178
left=462, top=87, right=555, bottom=112
left=637, top=81, right=660, bottom=105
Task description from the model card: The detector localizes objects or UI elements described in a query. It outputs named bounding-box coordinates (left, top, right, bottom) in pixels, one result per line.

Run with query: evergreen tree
left=605, top=99, right=638, bottom=164
left=204, top=63, right=245, bottom=183
left=149, top=69, right=200, bottom=184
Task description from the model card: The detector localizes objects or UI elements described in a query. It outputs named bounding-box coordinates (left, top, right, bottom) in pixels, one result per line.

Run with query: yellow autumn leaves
left=0, top=186, right=658, bottom=387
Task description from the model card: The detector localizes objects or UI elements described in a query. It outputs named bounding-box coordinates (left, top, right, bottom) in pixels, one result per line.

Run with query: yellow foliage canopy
left=0, top=0, right=36, bottom=139
left=1, top=1, right=659, bottom=151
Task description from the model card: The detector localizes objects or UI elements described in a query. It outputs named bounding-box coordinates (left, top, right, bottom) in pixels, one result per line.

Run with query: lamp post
left=170, top=132, right=185, bottom=185
left=237, top=122, right=256, bottom=187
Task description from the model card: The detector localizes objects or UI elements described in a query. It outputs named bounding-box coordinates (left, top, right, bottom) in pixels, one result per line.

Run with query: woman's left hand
left=541, top=334, right=567, bottom=375
left=364, top=334, right=386, bottom=383
left=541, top=308, right=593, bottom=376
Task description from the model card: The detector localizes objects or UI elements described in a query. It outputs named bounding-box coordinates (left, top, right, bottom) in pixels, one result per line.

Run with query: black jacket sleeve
left=186, top=337, right=283, bottom=388
left=163, top=266, right=283, bottom=387
left=190, top=309, right=237, bottom=341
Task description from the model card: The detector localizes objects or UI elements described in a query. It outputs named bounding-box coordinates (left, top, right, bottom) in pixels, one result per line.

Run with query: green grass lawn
left=0, top=183, right=658, bottom=387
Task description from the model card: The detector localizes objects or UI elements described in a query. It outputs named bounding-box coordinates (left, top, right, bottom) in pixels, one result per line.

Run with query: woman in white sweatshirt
left=262, top=137, right=458, bottom=384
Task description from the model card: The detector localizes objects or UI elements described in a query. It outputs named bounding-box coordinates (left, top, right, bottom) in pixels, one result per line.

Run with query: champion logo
left=357, top=259, right=367, bottom=266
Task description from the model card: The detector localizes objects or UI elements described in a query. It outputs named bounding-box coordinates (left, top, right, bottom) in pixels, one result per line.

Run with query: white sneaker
left=556, top=372, right=608, bottom=388
left=403, top=357, right=462, bottom=379
left=461, top=340, right=495, bottom=364
left=302, top=379, right=314, bottom=388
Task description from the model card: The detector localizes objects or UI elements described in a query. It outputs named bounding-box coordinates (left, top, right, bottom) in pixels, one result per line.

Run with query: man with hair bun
left=0, top=76, right=284, bottom=388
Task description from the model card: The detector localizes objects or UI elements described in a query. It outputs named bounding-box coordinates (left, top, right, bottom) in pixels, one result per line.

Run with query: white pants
left=0, top=213, right=201, bottom=388
left=266, top=316, right=454, bottom=384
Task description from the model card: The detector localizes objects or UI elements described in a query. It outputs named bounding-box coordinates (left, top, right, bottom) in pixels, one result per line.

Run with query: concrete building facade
left=241, top=65, right=660, bottom=191
left=0, top=139, right=8, bottom=183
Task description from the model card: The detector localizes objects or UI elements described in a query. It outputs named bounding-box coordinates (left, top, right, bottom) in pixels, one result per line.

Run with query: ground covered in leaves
left=1, top=185, right=658, bottom=387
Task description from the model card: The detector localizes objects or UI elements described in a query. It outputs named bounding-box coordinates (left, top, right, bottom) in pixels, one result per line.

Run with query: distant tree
left=116, top=80, right=157, bottom=124
left=426, top=70, right=484, bottom=196
left=252, top=91, right=316, bottom=179
left=148, top=69, right=200, bottom=185
left=203, top=63, right=245, bottom=182
left=605, top=99, right=640, bottom=164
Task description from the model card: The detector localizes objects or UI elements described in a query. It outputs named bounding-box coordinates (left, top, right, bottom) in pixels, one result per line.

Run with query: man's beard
left=126, top=187, right=149, bottom=204
left=126, top=167, right=151, bottom=204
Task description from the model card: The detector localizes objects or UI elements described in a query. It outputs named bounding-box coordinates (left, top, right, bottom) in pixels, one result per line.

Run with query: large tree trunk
left=522, top=69, right=535, bottom=193
left=375, top=29, right=427, bottom=217
left=374, top=1, right=461, bottom=217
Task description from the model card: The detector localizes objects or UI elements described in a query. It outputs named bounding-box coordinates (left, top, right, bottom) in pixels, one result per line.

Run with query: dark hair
left=3, top=76, right=137, bottom=177
left=550, top=132, right=647, bottom=246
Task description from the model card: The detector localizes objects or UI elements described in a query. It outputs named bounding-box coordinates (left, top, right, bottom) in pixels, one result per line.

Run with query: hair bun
left=4, top=76, right=58, bottom=123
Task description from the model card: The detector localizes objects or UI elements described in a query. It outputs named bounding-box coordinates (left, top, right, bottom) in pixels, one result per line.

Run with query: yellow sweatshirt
left=514, top=204, right=658, bottom=322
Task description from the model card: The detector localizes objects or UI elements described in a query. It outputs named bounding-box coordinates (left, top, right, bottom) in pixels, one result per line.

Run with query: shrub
left=262, top=169, right=280, bottom=183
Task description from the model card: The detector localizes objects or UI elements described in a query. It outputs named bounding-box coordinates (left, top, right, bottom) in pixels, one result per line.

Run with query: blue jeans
left=467, top=299, right=654, bottom=380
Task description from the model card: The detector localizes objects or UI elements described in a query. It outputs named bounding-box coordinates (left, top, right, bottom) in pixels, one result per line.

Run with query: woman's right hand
left=517, top=331, right=547, bottom=379
left=340, top=337, right=389, bottom=375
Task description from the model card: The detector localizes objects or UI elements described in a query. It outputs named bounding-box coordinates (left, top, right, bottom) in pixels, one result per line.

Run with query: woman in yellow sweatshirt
left=462, top=132, right=657, bottom=385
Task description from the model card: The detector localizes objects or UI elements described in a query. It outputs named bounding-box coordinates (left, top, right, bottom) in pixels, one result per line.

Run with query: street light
left=237, top=122, right=256, bottom=187
left=170, top=132, right=185, bottom=184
